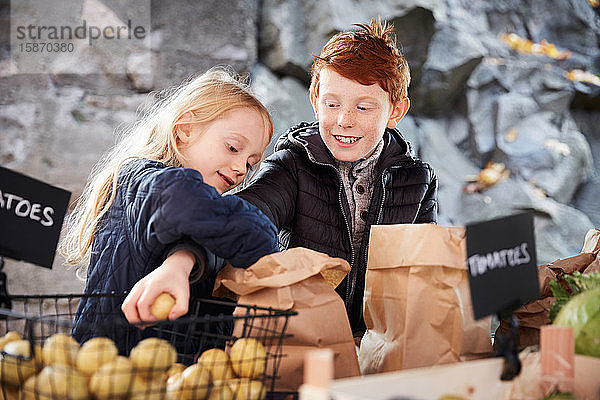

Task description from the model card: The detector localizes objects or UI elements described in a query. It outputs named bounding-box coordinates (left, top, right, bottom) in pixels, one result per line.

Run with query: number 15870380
left=18, top=42, right=74, bottom=53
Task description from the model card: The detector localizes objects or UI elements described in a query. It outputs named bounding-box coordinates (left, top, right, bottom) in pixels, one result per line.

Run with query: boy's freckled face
left=314, top=68, right=400, bottom=162
left=179, top=108, right=269, bottom=194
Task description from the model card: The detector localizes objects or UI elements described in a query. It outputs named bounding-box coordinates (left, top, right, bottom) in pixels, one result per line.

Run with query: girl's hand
left=121, top=250, right=196, bottom=325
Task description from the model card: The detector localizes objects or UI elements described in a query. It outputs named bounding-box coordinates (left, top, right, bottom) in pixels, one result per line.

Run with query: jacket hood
left=275, top=121, right=415, bottom=168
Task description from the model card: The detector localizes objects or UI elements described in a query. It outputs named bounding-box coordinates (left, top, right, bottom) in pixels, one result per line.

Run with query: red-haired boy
left=238, top=18, right=438, bottom=340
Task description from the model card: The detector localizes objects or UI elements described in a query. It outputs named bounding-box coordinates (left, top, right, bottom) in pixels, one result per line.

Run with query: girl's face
left=178, top=107, right=269, bottom=194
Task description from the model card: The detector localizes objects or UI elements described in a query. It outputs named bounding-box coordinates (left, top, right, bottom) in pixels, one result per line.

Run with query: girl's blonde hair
left=60, top=66, right=273, bottom=267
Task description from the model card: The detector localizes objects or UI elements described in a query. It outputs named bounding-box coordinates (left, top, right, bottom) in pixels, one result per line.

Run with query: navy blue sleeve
left=126, top=166, right=279, bottom=268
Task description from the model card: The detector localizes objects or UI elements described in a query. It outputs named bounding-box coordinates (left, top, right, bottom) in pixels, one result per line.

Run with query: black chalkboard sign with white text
left=0, top=166, right=71, bottom=269
left=466, top=212, right=540, bottom=320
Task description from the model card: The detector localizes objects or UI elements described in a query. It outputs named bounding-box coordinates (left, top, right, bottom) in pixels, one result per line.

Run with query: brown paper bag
left=359, top=224, right=493, bottom=374
left=213, top=247, right=360, bottom=392
left=495, top=228, right=600, bottom=348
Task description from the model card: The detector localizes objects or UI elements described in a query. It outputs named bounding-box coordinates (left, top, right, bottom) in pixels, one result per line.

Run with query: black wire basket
left=0, top=293, right=296, bottom=400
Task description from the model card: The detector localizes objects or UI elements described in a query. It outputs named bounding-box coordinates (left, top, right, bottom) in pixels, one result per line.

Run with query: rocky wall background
left=1, top=0, right=599, bottom=294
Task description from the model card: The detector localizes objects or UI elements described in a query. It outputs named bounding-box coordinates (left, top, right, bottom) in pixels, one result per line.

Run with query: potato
left=3, top=340, right=43, bottom=366
left=229, top=339, right=266, bottom=379
left=3, top=340, right=31, bottom=357
left=33, top=343, right=44, bottom=366
left=167, top=363, right=186, bottom=379
left=35, top=364, right=89, bottom=400
left=76, top=337, right=118, bottom=375
left=21, top=375, right=37, bottom=400
left=89, top=355, right=135, bottom=400
left=198, top=348, right=235, bottom=382
left=227, top=378, right=266, bottom=400
left=130, top=374, right=167, bottom=400
left=166, top=372, right=182, bottom=400
left=130, top=337, right=177, bottom=380
left=0, top=331, right=21, bottom=351
left=0, top=340, right=39, bottom=386
left=0, top=381, right=20, bottom=400
left=150, top=293, right=176, bottom=320
left=42, top=333, right=79, bottom=366
left=167, top=364, right=210, bottom=400
left=207, top=382, right=234, bottom=400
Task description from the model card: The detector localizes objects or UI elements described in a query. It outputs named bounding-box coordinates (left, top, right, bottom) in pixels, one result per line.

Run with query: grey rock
left=250, top=63, right=314, bottom=155
left=494, top=112, right=593, bottom=204
left=0, top=102, right=37, bottom=166
left=5, top=257, right=86, bottom=295
left=126, top=52, right=154, bottom=92
left=151, top=0, right=259, bottom=87
left=525, top=0, right=600, bottom=58
left=571, top=81, right=600, bottom=110
left=259, top=0, right=312, bottom=83
left=467, top=60, right=503, bottom=90
left=571, top=173, right=600, bottom=228
left=0, top=75, right=51, bottom=105
left=414, top=26, right=486, bottom=115
left=390, top=7, right=436, bottom=90
left=531, top=198, right=595, bottom=264
left=453, top=178, right=593, bottom=264
left=496, top=92, right=539, bottom=137
left=8, top=0, right=152, bottom=92
left=447, top=114, right=470, bottom=147
left=396, top=115, right=421, bottom=157
left=569, top=109, right=600, bottom=226
left=466, top=86, right=501, bottom=164
left=424, top=26, right=486, bottom=73
left=416, top=117, right=480, bottom=226
left=571, top=109, right=600, bottom=164
left=530, top=67, right=574, bottom=115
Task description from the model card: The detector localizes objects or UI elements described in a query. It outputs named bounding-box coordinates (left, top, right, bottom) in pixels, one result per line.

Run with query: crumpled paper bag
left=214, top=247, right=360, bottom=392
left=359, top=224, right=493, bottom=374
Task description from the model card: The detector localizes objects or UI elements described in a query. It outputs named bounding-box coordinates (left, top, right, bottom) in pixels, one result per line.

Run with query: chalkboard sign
left=0, top=166, right=71, bottom=268
left=466, top=212, right=540, bottom=320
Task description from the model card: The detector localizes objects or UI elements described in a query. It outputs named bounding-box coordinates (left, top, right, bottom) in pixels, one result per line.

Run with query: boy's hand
left=121, top=250, right=196, bottom=326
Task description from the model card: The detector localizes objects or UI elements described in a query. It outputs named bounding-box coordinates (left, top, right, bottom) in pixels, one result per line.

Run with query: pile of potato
left=0, top=330, right=268, bottom=400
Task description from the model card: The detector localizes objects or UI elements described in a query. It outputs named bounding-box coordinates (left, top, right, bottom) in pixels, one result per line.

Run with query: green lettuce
left=548, top=271, right=600, bottom=322
left=549, top=271, right=600, bottom=357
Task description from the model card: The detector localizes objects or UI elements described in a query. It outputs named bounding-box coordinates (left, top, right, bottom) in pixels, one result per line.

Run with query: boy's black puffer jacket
left=238, top=121, right=438, bottom=336
left=72, top=158, right=279, bottom=354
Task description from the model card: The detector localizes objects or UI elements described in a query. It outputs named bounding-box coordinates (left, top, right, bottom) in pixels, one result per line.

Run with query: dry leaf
left=463, top=162, right=510, bottom=193
left=505, top=128, right=519, bottom=143
left=500, top=33, right=571, bottom=59
left=565, top=69, right=600, bottom=87
left=543, top=139, right=571, bottom=156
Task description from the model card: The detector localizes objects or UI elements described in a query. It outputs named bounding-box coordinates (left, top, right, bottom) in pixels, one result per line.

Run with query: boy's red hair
left=309, top=17, right=410, bottom=107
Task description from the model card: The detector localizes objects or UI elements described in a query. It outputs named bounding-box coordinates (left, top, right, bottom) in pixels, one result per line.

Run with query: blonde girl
left=61, top=67, right=278, bottom=348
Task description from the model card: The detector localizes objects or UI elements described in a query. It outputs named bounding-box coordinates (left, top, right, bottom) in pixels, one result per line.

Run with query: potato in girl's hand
left=150, top=293, right=176, bottom=320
